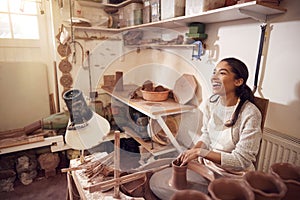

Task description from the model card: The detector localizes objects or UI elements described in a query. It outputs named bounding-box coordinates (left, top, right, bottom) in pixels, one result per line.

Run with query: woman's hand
left=177, top=148, right=209, bottom=166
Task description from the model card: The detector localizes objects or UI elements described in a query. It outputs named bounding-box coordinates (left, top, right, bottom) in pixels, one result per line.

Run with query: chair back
left=254, top=96, right=269, bottom=169
left=254, top=96, right=269, bottom=130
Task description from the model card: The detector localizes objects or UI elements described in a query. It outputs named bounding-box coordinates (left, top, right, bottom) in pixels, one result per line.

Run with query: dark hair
left=210, top=57, right=255, bottom=127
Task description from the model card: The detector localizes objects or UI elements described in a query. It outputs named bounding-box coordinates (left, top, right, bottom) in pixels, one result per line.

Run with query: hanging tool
left=253, top=23, right=267, bottom=94
left=192, top=41, right=203, bottom=60
left=86, top=50, right=97, bottom=99
left=67, top=0, right=84, bottom=66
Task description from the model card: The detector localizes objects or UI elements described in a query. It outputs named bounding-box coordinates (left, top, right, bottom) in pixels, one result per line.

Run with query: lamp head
left=63, top=89, right=110, bottom=150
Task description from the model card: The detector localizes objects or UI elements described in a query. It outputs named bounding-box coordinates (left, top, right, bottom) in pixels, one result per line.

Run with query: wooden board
left=0, top=136, right=44, bottom=149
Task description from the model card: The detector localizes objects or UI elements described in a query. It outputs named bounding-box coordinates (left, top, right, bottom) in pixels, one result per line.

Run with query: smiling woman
left=0, top=0, right=40, bottom=39
left=177, top=57, right=263, bottom=174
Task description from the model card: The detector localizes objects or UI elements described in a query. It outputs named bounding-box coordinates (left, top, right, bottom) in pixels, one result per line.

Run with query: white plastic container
left=185, top=0, right=225, bottom=16
left=161, top=0, right=186, bottom=20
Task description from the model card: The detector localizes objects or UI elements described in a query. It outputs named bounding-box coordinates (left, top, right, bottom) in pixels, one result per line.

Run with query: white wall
left=197, top=0, right=300, bottom=139
left=0, top=62, right=50, bottom=131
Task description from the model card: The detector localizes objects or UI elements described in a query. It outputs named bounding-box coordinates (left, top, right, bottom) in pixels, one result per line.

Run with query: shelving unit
left=102, top=84, right=197, bottom=155
left=73, top=1, right=286, bottom=32
left=73, top=1, right=286, bottom=157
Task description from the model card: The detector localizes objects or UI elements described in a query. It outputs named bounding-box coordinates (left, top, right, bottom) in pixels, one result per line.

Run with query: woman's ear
left=235, top=78, right=244, bottom=87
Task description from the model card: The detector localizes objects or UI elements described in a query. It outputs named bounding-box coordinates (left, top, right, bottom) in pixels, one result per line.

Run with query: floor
left=0, top=173, right=68, bottom=200
left=0, top=139, right=148, bottom=200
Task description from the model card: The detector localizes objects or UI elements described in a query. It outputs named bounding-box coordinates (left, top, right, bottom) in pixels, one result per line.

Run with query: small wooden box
left=103, top=75, right=115, bottom=87
left=161, top=0, right=185, bottom=20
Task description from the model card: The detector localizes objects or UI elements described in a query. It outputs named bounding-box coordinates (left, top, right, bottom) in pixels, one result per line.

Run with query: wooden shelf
left=124, top=44, right=196, bottom=49
left=78, top=0, right=142, bottom=8
left=101, top=84, right=196, bottom=118
left=0, top=135, right=68, bottom=155
left=73, top=1, right=286, bottom=32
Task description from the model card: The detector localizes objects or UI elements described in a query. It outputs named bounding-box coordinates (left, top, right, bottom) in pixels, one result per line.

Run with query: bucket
left=270, top=163, right=300, bottom=200
left=208, top=177, right=254, bottom=200
left=243, top=171, right=287, bottom=200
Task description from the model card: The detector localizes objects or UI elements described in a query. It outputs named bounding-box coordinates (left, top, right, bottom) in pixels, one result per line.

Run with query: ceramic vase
left=208, top=177, right=254, bottom=200
left=270, top=162, right=300, bottom=200
left=169, top=159, right=188, bottom=190
left=243, top=171, right=287, bottom=200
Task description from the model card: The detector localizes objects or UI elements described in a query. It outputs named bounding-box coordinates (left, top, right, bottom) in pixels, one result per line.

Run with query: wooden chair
left=254, top=96, right=269, bottom=169
left=254, top=96, right=269, bottom=130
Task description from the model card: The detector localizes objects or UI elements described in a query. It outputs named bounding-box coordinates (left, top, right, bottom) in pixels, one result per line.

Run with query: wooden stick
left=114, top=131, right=120, bottom=199
left=53, top=61, right=60, bottom=113
left=61, top=152, right=113, bottom=173
left=86, top=162, right=171, bottom=193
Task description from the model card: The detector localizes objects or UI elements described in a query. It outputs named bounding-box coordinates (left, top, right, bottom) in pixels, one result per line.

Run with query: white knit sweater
left=199, top=98, right=262, bottom=171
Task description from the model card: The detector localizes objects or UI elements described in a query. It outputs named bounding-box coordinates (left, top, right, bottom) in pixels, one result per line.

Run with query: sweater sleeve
left=220, top=102, right=262, bottom=171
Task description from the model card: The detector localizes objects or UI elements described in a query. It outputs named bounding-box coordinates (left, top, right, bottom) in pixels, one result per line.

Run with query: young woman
left=177, top=57, right=262, bottom=172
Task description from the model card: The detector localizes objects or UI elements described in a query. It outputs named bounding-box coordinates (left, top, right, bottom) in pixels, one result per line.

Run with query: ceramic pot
left=169, top=159, right=188, bottom=190
left=243, top=171, right=287, bottom=200
left=171, top=189, right=212, bottom=200
left=208, top=177, right=254, bottom=200
left=270, top=163, right=300, bottom=200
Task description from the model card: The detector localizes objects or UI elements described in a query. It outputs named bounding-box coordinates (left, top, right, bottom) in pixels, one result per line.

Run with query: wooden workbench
left=67, top=154, right=144, bottom=200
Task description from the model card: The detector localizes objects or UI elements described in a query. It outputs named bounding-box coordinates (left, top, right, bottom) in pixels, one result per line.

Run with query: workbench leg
left=67, top=172, right=74, bottom=200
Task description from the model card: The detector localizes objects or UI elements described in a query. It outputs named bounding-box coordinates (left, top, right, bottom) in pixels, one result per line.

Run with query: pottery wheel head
left=150, top=167, right=209, bottom=200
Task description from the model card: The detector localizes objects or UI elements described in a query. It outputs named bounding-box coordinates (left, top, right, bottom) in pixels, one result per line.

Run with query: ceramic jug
left=270, top=162, right=300, bottom=200
left=243, top=171, right=287, bottom=200
left=208, top=177, right=254, bottom=200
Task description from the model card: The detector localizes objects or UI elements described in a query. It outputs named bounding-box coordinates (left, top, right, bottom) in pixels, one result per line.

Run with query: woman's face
left=211, top=61, right=243, bottom=97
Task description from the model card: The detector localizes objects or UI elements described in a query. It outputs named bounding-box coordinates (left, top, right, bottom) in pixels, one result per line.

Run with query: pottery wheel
left=150, top=167, right=209, bottom=200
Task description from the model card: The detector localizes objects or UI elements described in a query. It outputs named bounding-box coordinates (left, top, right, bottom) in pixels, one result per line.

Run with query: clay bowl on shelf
left=140, top=89, right=170, bottom=102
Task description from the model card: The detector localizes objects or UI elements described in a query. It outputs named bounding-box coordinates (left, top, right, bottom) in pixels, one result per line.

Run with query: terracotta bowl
left=141, top=89, right=169, bottom=102
left=208, top=177, right=254, bottom=200
left=270, top=162, right=300, bottom=200
left=243, top=170, right=287, bottom=200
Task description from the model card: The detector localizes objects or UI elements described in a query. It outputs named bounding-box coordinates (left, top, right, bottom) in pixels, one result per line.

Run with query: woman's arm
left=220, top=103, right=262, bottom=171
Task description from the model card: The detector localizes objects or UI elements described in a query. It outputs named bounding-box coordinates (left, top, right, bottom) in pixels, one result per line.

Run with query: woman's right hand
left=176, top=148, right=203, bottom=166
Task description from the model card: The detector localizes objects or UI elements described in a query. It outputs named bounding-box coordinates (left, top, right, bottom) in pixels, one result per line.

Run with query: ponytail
left=225, top=84, right=254, bottom=127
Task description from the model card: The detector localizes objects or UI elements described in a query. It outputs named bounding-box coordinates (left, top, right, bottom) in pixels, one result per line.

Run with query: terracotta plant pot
left=243, top=171, right=287, bottom=200
left=169, top=159, right=188, bottom=190
left=171, top=189, right=212, bottom=200
left=208, top=177, right=254, bottom=200
left=270, top=162, right=300, bottom=200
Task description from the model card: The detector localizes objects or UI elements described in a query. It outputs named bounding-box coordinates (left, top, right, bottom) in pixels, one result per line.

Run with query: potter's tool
left=86, top=162, right=172, bottom=193
left=113, top=131, right=120, bottom=199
